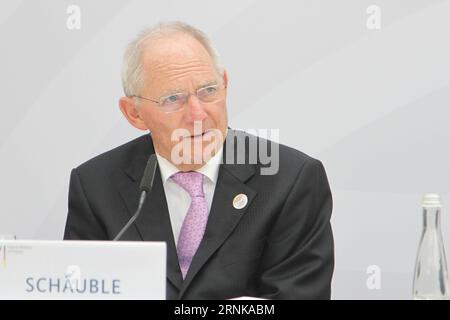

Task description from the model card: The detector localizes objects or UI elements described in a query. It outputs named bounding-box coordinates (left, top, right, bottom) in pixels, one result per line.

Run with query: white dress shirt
left=155, top=147, right=223, bottom=246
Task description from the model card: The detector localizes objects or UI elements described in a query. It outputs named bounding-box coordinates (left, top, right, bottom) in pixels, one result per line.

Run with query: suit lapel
left=115, top=135, right=183, bottom=291
left=179, top=143, right=257, bottom=298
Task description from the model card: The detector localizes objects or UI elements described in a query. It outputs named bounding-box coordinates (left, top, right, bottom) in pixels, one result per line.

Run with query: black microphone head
left=140, top=154, right=158, bottom=192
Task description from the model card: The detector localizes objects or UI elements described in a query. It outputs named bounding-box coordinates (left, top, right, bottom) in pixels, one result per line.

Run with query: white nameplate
left=0, top=240, right=166, bottom=300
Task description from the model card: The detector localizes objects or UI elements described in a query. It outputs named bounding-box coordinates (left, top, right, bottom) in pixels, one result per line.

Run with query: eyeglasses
left=131, top=83, right=226, bottom=113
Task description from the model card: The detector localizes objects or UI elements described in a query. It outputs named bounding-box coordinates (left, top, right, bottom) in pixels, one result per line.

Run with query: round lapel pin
left=233, top=194, right=248, bottom=210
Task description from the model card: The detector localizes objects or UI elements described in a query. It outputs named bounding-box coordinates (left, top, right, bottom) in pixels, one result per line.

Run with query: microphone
left=113, top=154, right=158, bottom=241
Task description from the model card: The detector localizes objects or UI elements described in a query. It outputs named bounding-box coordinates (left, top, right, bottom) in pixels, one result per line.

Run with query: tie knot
left=170, top=171, right=204, bottom=198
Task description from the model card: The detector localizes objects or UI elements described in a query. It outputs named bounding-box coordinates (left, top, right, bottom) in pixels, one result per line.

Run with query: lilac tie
left=171, top=171, right=208, bottom=279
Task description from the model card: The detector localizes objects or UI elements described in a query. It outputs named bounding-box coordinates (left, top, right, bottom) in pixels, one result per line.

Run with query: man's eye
left=162, top=95, right=179, bottom=105
left=204, top=86, right=217, bottom=94
left=199, top=86, right=217, bottom=96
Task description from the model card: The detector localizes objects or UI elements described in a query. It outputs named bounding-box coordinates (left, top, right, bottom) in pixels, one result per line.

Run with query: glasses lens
left=197, top=85, right=220, bottom=103
left=159, top=93, right=185, bottom=112
left=156, top=84, right=222, bottom=113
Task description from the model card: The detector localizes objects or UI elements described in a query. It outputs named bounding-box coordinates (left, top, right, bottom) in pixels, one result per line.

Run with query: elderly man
left=64, top=22, right=334, bottom=300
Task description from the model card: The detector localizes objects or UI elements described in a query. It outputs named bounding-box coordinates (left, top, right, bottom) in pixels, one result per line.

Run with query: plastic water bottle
left=413, top=194, right=450, bottom=299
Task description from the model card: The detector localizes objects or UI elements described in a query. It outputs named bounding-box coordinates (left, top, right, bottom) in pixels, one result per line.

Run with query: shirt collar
left=155, top=146, right=223, bottom=184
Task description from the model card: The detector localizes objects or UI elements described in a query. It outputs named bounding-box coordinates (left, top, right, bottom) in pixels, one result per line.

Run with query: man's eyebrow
left=159, top=87, right=184, bottom=97
left=197, top=80, right=218, bottom=89
left=159, top=80, right=218, bottom=97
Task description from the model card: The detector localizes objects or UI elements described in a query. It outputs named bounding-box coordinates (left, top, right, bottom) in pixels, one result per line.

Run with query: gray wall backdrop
left=1, top=0, right=450, bottom=299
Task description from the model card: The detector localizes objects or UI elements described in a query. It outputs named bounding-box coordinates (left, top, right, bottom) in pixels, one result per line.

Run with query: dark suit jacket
left=64, top=129, right=334, bottom=300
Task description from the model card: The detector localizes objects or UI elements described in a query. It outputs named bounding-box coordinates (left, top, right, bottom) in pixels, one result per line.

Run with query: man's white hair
left=121, top=21, right=222, bottom=97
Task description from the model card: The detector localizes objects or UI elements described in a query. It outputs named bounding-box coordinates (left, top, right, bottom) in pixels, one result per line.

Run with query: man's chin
left=174, top=162, right=206, bottom=172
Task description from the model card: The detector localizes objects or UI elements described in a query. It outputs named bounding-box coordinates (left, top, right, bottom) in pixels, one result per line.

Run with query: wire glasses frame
left=131, top=83, right=227, bottom=113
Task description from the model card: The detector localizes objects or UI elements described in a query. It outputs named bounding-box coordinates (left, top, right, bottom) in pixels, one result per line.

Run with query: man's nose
left=185, top=94, right=207, bottom=122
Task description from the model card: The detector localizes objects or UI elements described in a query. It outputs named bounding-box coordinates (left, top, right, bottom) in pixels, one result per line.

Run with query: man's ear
left=222, top=70, right=228, bottom=88
left=119, top=97, right=147, bottom=130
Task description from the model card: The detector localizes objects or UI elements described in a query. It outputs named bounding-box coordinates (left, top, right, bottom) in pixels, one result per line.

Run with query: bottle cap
left=422, top=194, right=442, bottom=208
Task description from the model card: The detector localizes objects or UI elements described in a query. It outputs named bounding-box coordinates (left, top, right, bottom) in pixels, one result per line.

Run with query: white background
left=1, top=0, right=450, bottom=299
